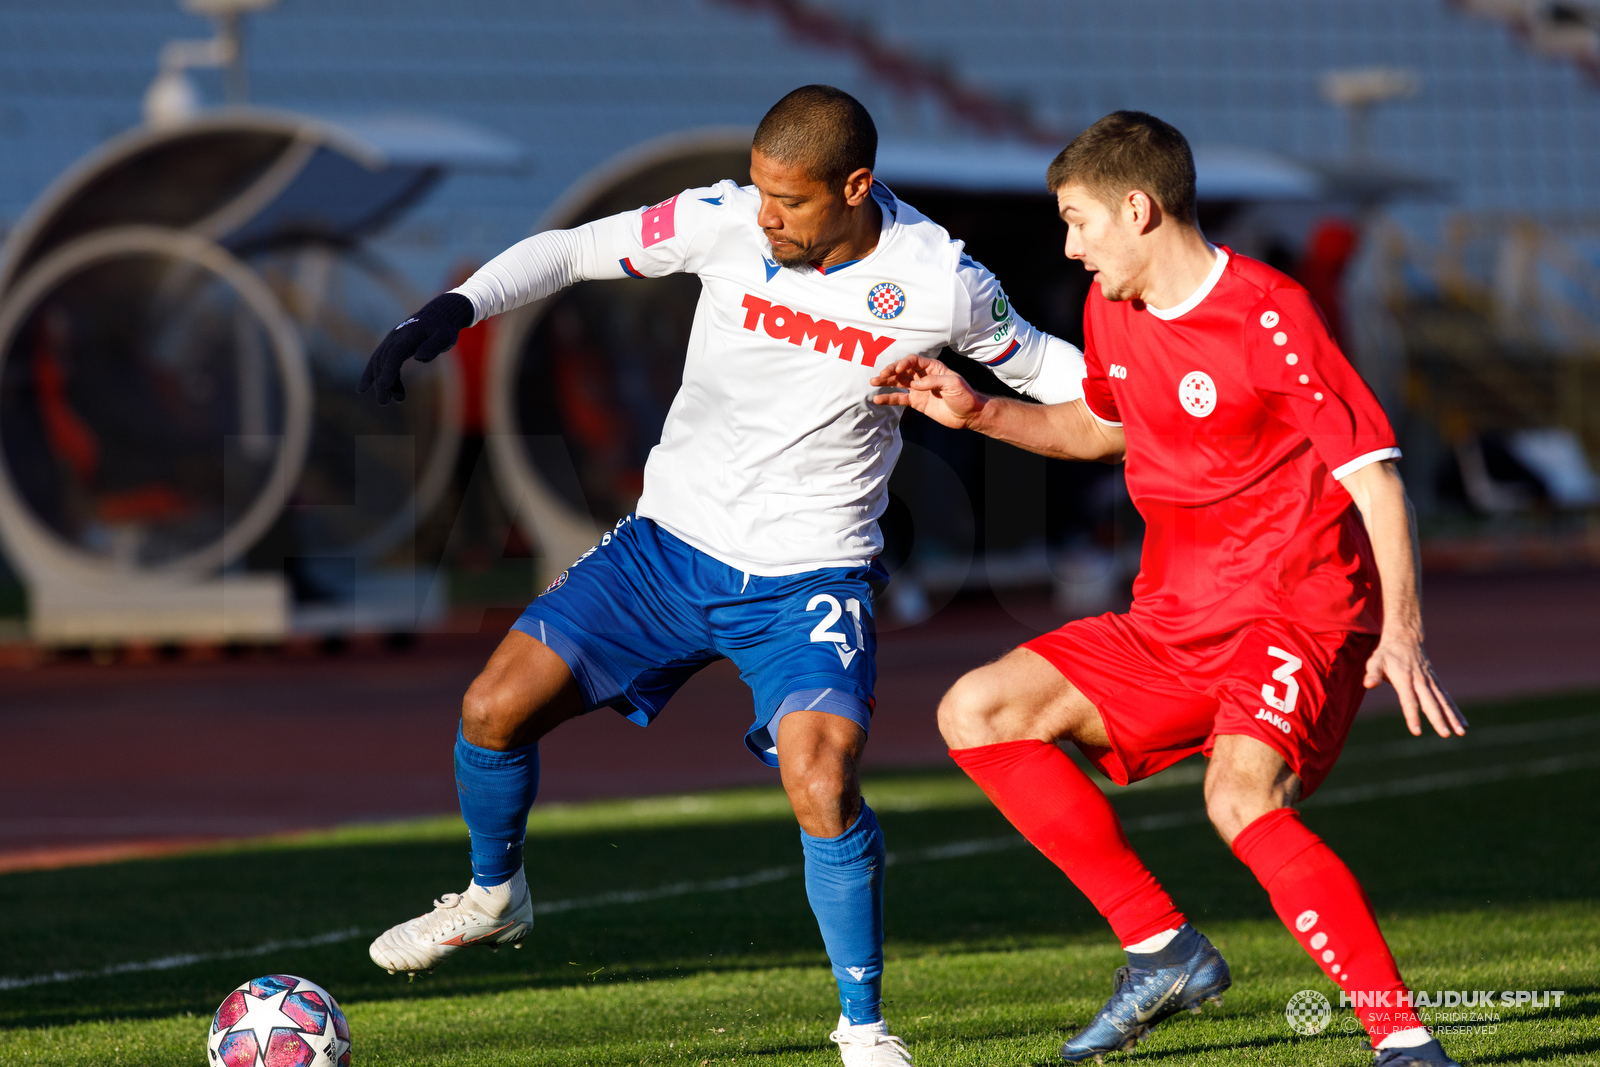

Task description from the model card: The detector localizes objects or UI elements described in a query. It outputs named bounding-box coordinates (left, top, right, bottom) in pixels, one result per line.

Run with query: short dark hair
left=1046, top=111, right=1196, bottom=225
left=752, top=85, right=878, bottom=189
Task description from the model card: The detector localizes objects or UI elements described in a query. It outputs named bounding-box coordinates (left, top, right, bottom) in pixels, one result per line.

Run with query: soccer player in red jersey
left=870, top=111, right=1466, bottom=1066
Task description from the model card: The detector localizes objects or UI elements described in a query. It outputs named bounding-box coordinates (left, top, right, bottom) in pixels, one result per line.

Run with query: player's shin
left=801, top=804, right=886, bottom=1026
left=950, top=740, right=1185, bottom=944
left=1233, top=808, right=1426, bottom=1043
left=453, top=723, right=540, bottom=887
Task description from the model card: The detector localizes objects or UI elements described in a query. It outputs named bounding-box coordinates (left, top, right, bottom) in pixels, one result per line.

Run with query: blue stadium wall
left=0, top=0, right=1595, bottom=296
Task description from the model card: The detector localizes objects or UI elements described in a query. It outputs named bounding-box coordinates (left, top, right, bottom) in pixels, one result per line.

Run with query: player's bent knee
left=1204, top=776, right=1291, bottom=845
left=1204, top=734, right=1301, bottom=843
left=779, top=739, right=860, bottom=838
left=460, top=671, right=552, bottom=749
left=1204, top=789, right=1252, bottom=844
left=936, top=667, right=1008, bottom=747
left=791, top=762, right=851, bottom=808
left=460, top=680, right=516, bottom=744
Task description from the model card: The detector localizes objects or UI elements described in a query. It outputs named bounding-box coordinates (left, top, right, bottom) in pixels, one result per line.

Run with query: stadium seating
left=0, top=0, right=1596, bottom=289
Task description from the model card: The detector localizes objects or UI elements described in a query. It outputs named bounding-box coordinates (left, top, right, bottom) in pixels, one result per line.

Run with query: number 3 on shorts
left=807, top=594, right=865, bottom=668
left=1261, top=646, right=1303, bottom=714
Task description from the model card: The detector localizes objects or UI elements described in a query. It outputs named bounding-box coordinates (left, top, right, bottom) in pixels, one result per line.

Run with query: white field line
left=0, top=928, right=360, bottom=992
left=9, top=719, right=1597, bottom=835
left=530, top=866, right=798, bottom=915
left=1105, top=711, right=1600, bottom=794
left=3, top=746, right=1595, bottom=992
left=1336, top=712, right=1600, bottom=764
left=1304, top=749, right=1600, bottom=807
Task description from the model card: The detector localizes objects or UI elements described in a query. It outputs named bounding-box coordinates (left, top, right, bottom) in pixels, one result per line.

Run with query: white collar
left=1144, top=245, right=1227, bottom=321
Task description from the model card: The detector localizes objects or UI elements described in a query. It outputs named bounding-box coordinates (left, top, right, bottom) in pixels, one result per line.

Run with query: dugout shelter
left=0, top=108, right=518, bottom=643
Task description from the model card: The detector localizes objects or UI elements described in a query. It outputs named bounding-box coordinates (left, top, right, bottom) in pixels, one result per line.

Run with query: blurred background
left=1, top=0, right=1598, bottom=870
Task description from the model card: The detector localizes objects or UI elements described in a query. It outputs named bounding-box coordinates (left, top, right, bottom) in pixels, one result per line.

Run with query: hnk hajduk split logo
left=1287, top=987, right=1565, bottom=1039
left=1285, top=989, right=1332, bottom=1035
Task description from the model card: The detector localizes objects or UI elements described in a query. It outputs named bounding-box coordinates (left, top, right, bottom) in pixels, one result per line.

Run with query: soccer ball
left=206, top=974, right=351, bottom=1067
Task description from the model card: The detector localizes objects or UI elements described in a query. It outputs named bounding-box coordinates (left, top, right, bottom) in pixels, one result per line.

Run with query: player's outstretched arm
left=359, top=187, right=720, bottom=405
left=870, top=356, right=1124, bottom=461
left=1339, top=459, right=1466, bottom=739
left=358, top=222, right=626, bottom=405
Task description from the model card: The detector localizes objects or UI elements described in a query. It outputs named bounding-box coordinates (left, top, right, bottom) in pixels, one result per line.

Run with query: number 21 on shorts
left=807, top=594, right=864, bottom=668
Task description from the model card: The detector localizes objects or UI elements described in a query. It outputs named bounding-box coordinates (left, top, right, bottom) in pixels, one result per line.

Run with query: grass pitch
left=1, top=691, right=1597, bottom=1066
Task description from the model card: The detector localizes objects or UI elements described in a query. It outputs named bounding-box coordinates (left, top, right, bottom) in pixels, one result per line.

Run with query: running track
left=2, top=569, right=1597, bottom=873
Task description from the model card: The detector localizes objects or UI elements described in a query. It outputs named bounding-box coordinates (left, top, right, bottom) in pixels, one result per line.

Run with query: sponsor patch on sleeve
left=641, top=195, right=678, bottom=248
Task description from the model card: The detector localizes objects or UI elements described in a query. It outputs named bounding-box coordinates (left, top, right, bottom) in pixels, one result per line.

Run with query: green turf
left=2, top=691, right=1598, bottom=1065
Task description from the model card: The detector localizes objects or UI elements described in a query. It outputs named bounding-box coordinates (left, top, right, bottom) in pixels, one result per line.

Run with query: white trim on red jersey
left=1144, top=245, right=1229, bottom=321
left=1086, top=408, right=1123, bottom=428
left=1330, top=447, right=1403, bottom=481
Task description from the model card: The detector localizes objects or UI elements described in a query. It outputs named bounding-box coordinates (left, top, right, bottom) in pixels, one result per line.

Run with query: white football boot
left=369, top=868, right=533, bottom=976
left=829, top=1016, right=913, bottom=1066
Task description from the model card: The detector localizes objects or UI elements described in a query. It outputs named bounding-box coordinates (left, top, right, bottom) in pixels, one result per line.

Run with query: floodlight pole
left=1320, top=68, right=1421, bottom=164
left=215, top=8, right=249, bottom=103
left=184, top=0, right=280, bottom=102
left=145, top=0, right=279, bottom=128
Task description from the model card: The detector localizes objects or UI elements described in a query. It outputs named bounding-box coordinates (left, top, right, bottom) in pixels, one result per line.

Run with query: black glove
left=357, top=292, right=475, bottom=405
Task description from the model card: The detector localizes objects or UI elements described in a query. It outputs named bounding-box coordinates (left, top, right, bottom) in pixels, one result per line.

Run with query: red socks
left=951, top=741, right=1421, bottom=1042
left=950, top=740, right=1186, bottom=945
left=1232, top=808, right=1422, bottom=1040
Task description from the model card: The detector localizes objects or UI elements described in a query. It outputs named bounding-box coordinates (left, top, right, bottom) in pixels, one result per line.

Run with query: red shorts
left=1023, top=613, right=1378, bottom=798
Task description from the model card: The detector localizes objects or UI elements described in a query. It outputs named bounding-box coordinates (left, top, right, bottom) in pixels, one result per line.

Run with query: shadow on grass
left=2, top=692, right=1597, bottom=1033
left=1476, top=1036, right=1600, bottom=1064
left=1079, top=1031, right=1309, bottom=1065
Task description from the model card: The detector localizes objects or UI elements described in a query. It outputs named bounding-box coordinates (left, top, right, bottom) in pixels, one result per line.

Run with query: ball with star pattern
left=207, top=974, right=350, bottom=1067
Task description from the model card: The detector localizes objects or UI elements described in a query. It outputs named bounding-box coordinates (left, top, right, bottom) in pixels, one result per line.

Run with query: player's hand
left=869, top=355, right=987, bottom=429
left=1364, top=629, right=1465, bottom=739
left=357, top=292, right=474, bottom=405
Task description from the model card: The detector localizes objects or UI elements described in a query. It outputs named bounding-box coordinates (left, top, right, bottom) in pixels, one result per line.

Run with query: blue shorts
left=513, top=515, right=884, bottom=767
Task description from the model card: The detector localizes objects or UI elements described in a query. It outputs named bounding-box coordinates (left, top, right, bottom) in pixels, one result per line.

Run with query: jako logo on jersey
left=1178, top=370, right=1217, bottom=417
left=1295, top=910, right=1319, bottom=932
left=1255, top=708, right=1293, bottom=734
left=740, top=294, right=896, bottom=367
left=867, top=281, right=906, bottom=320
left=1108, top=363, right=1129, bottom=379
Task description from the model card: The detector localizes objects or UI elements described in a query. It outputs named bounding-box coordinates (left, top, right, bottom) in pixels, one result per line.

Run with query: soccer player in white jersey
left=357, top=85, right=1084, bottom=1065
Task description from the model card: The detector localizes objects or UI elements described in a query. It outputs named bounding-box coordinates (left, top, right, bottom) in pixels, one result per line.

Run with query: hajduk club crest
left=867, top=282, right=906, bottom=320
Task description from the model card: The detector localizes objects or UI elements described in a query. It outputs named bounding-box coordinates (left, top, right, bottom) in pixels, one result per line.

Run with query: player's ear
left=1127, top=190, right=1161, bottom=234
left=842, top=167, right=874, bottom=207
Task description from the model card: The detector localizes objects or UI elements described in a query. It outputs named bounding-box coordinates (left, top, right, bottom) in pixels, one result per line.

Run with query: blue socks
left=801, top=804, right=886, bottom=1025
left=453, top=723, right=539, bottom=887
left=454, top=719, right=887, bottom=1024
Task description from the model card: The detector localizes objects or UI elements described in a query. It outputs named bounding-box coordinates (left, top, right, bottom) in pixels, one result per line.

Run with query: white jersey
left=454, top=180, right=1086, bottom=576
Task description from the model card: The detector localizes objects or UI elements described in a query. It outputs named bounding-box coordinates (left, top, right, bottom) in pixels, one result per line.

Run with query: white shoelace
left=405, top=893, right=476, bottom=939
left=829, top=1028, right=912, bottom=1064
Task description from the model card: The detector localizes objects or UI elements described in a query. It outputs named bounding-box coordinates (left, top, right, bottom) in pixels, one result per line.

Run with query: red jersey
left=1080, top=248, right=1399, bottom=644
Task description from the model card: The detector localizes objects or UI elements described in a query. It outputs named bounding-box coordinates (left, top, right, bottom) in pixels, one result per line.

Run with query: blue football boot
left=1374, top=1039, right=1463, bottom=1067
left=1060, top=925, right=1231, bottom=1063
